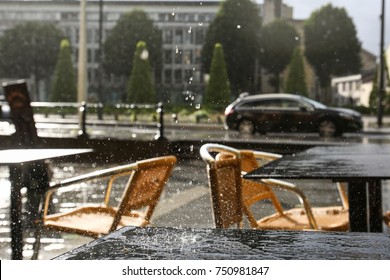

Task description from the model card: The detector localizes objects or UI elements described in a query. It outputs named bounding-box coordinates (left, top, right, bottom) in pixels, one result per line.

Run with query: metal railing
left=0, top=101, right=167, bottom=141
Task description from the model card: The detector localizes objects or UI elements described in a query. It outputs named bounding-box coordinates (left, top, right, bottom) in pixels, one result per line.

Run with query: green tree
left=205, top=43, right=230, bottom=107
left=304, top=4, right=361, bottom=94
left=0, top=21, right=64, bottom=100
left=127, top=41, right=155, bottom=103
left=202, top=0, right=262, bottom=96
left=285, top=48, right=308, bottom=95
left=50, top=39, right=76, bottom=102
left=261, top=20, right=299, bottom=92
left=103, top=10, right=162, bottom=96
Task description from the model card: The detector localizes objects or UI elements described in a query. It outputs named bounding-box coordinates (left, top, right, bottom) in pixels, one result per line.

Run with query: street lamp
left=378, top=0, right=386, bottom=127
left=77, top=0, right=87, bottom=104
left=77, top=0, right=88, bottom=138
left=97, top=0, right=104, bottom=119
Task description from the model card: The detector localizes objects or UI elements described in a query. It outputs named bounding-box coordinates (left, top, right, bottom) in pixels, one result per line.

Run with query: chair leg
left=31, top=224, right=42, bottom=260
left=31, top=189, right=46, bottom=260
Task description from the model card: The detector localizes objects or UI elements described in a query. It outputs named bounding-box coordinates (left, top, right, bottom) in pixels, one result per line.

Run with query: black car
left=224, top=93, right=363, bottom=137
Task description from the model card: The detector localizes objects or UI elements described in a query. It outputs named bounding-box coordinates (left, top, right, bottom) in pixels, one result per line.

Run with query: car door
left=235, top=99, right=280, bottom=133
left=246, top=98, right=284, bottom=133
left=277, top=98, right=315, bottom=132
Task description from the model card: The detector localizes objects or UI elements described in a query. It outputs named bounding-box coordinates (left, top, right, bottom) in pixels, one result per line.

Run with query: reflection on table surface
left=55, top=226, right=390, bottom=260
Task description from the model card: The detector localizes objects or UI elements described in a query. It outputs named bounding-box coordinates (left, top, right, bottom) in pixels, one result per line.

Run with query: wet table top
left=0, top=148, right=93, bottom=260
left=0, top=148, right=93, bottom=164
left=244, top=144, right=390, bottom=181
left=55, top=226, right=390, bottom=260
left=244, top=143, right=390, bottom=232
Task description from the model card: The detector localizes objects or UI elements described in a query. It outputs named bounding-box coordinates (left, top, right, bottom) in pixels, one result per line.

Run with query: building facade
left=2, top=0, right=373, bottom=105
left=0, top=1, right=220, bottom=101
left=0, top=0, right=296, bottom=102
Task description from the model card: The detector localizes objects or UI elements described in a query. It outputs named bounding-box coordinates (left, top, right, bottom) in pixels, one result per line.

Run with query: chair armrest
left=48, top=162, right=138, bottom=190
left=200, top=143, right=240, bottom=163
left=42, top=162, right=139, bottom=217
left=252, top=151, right=282, bottom=161
left=259, top=178, right=318, bottom=229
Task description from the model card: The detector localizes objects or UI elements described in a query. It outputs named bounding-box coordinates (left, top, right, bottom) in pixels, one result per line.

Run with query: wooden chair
left=32, top=155, right=176, bottom=258
left=200, top=144, right=243, bottom=229
left=384, top=211, right=390, bottom=227
left=204, top=143, right=349, bottom=231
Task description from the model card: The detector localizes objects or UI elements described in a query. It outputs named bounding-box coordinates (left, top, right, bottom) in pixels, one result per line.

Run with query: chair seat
left=44, top=205, right=148, bottom=238
left=384, top=211, right=390, bottom=226
left=256, top=206, right=349, bottom=231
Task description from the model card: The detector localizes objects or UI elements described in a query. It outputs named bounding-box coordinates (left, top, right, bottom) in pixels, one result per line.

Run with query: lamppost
left=77, top=0, right=88, bottom=138
left=378, top=0, right=386, bottom=127
left=77, top=0, right=87, bottom=105
left=97, top=0, right=104, bottom=119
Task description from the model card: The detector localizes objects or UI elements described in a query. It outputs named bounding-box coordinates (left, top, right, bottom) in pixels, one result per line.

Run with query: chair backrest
left=200, top=144, right=243, bottom=229
left=217, top=150, right=282, bottom=208
left=216, top=148, right=286, bottom=228
left=109, top=155, right=177, bottom=231
left=2, top=79, right=40, bottom=147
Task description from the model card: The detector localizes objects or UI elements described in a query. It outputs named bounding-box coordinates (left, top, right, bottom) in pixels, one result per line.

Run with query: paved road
left=1, top=115, right=390, bottom=259
left=2, top=114, right=390, bottom=144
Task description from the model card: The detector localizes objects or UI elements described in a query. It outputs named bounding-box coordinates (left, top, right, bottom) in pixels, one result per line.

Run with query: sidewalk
left=30, top=114, right=390, bottom=134
left=1, top=158, right=389, bottom=260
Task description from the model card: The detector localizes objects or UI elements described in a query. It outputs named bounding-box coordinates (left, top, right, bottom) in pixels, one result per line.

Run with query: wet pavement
left=1, top=115, right=390, bottom=259
left=1, top=157, right=389, bottom=260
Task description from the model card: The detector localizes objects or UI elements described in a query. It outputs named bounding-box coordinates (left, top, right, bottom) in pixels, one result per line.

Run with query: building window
left=164, top=50, right=172, bottom=64
left=194, top=49, right=202, bottom=64
left=174, top=69, right=182, bottom=84
left=87, top=28, right=93, bottom=44
left=184, top=69, right=193, bottom=84
left=163, top=29, right=173, bottom=44
left=87, top=49, right=92, bottom=63
left=177, top=14, right=186, bottom=21
left=183, top=50, right=193, bottom=65
left=61, top=12, right=78, bottom=21
left=184, top=28, right=193, bottom=44
left=164, top=69, right=172, bottom=84
left=194, top=27, right=205, bottom=45
left=174, top=29, right=183, bottom=44
left=175, top=49, right=182, bottom=64
left=158, top=13, right=166, bottom=22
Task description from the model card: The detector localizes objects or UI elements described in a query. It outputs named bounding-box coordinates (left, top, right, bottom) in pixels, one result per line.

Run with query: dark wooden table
left=244, top=143, right=390, bottom=233
left=0, top=148, right=92, bottom=259
left=54, top=226, right=390, bottom=260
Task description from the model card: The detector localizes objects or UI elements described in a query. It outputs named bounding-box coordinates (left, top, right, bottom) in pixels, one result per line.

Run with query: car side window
left=262, top=99, right=282, bottom=109
left=280, top=99, right=301, bottom=109
left=238, top=100, right=263, bottom=109
left=281, top=99, right=312, bottom=111
left=238, top=99, right=282, bottom=110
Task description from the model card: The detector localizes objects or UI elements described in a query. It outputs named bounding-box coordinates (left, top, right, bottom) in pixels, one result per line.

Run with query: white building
left=262, top=0, right=292, bottom=25
left=331, top=74, right=372, bottom=107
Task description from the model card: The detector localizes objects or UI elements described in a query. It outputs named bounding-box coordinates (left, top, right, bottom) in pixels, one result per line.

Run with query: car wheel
left=238, top=119, right=255, bottom=135
left=318, top=119, right=338, bottom=137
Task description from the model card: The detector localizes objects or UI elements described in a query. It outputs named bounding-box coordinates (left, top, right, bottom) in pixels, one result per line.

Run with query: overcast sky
left=271, top=0, right=389, bottom=56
